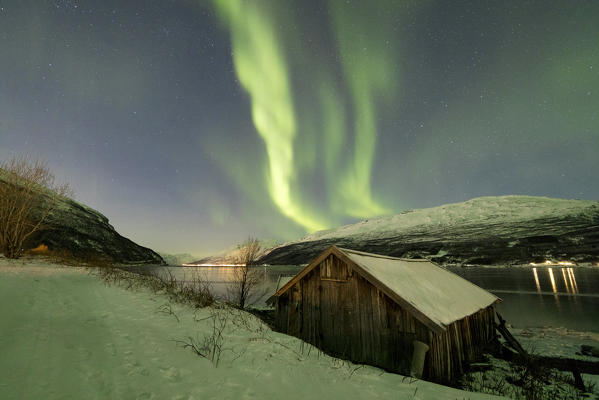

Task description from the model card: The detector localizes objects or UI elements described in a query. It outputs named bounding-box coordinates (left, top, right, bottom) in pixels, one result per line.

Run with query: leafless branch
left=0, top=155, right=72, bottom=258
left=227, top=237, right=263, bottom=309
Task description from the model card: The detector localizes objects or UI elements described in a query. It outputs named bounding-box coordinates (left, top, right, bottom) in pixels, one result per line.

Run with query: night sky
left=1, top=1, right=597, bottom=256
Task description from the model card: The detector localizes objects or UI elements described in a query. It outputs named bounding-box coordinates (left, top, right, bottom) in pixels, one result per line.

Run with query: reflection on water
left=570, top=268, right=579, bottom=293
left=449, top=266, right=599, bottom=332
left=532, top=268, right=541, bottom=293
left=561, top=269, right=569, bottom=293
left=548, top=267, right=557, bottom=293
left=533, top=266, right=579, bottom=295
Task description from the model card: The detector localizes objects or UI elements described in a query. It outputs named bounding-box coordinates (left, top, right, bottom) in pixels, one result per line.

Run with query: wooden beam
left=495, top=311, right=528, bottom=358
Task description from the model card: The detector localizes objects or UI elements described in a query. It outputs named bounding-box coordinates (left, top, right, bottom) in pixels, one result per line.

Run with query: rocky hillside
left=40, top=198, right=164, bottom=265
left=260, top=196, right=599, bottom=266
left=1, top=174, right=164, bottom=265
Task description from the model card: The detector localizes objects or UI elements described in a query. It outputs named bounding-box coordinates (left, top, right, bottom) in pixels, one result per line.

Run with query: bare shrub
left=94, top=265, right=215, bottom=308
left=157, top=302, right=180, bottom=323
left=51, top=248, right=113, bottom=268
left=175, top=307, right=230, bottom=367
left=95, top=265, right=134, bottom=287
left=183, top=271, right=215, bottom=308
left=461, top=354, right=592, bottom=400
left=0, top=156, right=72, bottom=259
left=228, top=237, right=263, bottom=309
left=151, top=269, right=215, bottom=308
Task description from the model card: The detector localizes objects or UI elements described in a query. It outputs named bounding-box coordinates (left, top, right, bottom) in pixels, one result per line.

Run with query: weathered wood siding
left=426, top=306, right=495, bottom=383
left=275, top=254, right=429, bottom=374
left=275, top=254, right=496, bottom=383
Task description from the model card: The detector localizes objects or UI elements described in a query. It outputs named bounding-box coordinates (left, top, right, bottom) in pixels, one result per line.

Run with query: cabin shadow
left=271, top=246, right=500, bottom=385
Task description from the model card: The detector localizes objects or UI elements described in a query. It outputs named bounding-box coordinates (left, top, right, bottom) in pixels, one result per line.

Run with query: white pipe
left=410, top=340, right=430, bottom=379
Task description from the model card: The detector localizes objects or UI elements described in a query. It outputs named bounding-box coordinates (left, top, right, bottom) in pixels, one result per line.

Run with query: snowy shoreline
left=0, top=259, right=506, bottom=400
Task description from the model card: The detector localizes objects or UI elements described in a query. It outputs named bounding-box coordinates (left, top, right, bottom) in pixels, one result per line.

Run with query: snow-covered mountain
left=260, top=196, right=599, bottom=266
left=158, top=253, right=197, bottom=266
left=188, top=239, right=281, bottom=266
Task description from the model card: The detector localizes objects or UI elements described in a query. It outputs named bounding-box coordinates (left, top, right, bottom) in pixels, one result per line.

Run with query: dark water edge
left=146, top=265, right=599, bottom=333
left=447, top=266, right=599, bottom=333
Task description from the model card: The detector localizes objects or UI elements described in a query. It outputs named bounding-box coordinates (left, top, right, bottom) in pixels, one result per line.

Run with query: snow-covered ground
left=0, top=257, right=505, bottom=400
left=511, top=326, right=599, bottom=398
left=511, top=326, right=599, bottom=361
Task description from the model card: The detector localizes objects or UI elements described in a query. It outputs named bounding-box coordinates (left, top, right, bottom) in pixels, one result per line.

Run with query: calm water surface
left=447, top=266, right=599, bottom=332
left=149, top=265, right=599, bottom=333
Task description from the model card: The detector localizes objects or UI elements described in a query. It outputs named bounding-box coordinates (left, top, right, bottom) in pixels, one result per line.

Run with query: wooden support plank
left=496, top=311, right=528, bottom=358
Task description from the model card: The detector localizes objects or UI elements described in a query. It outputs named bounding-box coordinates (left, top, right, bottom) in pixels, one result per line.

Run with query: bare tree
left=0, top=156, right=72, bottom=259
left=228, top=237, right=262, bottom=309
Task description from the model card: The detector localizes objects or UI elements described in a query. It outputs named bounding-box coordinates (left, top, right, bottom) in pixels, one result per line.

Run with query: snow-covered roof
left=276, top=246, right=500, bottom=333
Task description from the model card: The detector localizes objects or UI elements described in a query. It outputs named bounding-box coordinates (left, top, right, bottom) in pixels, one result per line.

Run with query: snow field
left=0, top=260, right=505, bottom=399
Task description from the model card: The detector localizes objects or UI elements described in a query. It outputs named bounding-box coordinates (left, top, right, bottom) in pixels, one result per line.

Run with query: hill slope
left=38, top=196, right=165, bottom=265
left=1, top=174, right=164, bottom=265
left=260, top=196, right=599, bottom=265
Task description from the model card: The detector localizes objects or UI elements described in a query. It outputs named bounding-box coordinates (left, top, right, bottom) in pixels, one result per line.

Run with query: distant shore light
left=529, top=260, right=576, bottom=267
left=181, top=263, right=246, bottom=267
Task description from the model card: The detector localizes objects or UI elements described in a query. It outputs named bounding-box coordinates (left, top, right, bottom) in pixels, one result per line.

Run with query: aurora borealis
left=1, top=1, right=598, bottom=256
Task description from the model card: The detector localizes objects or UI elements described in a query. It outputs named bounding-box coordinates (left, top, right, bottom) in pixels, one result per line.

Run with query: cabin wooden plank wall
left=275, top=254, right=496, bottom=383
left=426, top=306, right=495, bottom=383
left=275, top=255, right=429, bottom=374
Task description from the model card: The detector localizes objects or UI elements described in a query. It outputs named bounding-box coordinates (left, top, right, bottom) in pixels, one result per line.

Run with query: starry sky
left=1, top=0, right=598, bottom=256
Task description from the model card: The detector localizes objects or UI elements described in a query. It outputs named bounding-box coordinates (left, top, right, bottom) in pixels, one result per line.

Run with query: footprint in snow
left=159, top=366, right=181, bottom=382
left=104, top=342, right=117, bottom=356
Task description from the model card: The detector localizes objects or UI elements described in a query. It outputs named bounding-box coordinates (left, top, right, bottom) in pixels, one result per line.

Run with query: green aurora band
left=328, top=1, right=398, bottom=218
left=213, top=0, right=398, bottom=232
left=213, top=0, right=325, bottom=232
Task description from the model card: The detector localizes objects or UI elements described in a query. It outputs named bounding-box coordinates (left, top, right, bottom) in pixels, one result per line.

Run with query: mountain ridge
left=259, top=195, right=599, bottom=266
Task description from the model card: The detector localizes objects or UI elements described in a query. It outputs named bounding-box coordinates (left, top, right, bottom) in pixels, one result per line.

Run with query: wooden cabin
left=273, top=246, right=500, bottom=383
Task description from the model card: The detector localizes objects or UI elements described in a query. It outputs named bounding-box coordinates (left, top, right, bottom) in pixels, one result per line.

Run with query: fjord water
left=153, top=265, right=599, bottom=333
left=447, top=266, right=599, bottom=333
left=146, top=265, right=302, bottom=306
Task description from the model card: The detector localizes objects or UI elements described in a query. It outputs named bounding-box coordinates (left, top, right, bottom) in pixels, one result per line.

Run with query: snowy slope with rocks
left=39, top=196, right=165, bottom=265
left=261, top=196, right=599, bottom=265
left=0, top=174, right=164, bottom=265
